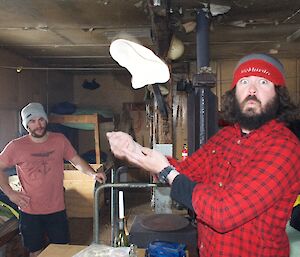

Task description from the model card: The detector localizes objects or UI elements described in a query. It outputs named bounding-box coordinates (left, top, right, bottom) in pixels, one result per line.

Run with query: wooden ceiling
left=0, top=0, right=299, bottom=74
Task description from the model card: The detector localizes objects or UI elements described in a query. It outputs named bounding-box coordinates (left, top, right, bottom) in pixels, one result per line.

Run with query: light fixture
left=167, top=35, right=184, bottom=60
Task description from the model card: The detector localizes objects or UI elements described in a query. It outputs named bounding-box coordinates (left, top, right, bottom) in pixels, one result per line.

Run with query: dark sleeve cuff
left=170, top=174, right=196, bottom=211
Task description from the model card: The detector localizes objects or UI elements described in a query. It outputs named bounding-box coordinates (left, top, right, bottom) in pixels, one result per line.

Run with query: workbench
left=38, top=244, right=146, bottom=257
left=39, top=243, right=189, bottom=257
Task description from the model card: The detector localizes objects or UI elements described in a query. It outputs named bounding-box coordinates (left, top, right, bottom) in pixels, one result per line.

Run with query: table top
left=39, top=244, right=146, bottom=257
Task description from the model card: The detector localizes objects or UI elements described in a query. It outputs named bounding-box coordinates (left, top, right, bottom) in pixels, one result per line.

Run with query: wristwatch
left=158, top=165, right=176, bottom=184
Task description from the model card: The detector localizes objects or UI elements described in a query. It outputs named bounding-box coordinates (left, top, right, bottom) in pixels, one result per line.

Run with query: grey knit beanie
left=21, top=102, right=48, bottom=129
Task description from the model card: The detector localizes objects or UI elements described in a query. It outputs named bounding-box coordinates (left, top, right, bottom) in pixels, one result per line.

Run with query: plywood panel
left=63, top=165, right=103, bottom=218
left=0, top=110, right=18, bottom=150
left=281, top=58, right=298, bottom=105
left=173, top=92, right=187, bottom=160
left=0, top=69, right=18, bottom=106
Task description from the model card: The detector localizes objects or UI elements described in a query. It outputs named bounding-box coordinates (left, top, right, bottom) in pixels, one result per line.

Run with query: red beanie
left=231, top=53, right=286, bottom=88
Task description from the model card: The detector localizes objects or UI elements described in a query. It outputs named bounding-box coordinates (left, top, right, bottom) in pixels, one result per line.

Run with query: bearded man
left=0, top=102, right=106, bottom=257
left=107, top=53, right=300, bottom=257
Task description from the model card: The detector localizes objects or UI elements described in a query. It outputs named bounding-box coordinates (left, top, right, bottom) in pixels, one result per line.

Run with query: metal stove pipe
left=196, top=9, right=209, bottom=70
left=187, top=8, right=212, bottom=154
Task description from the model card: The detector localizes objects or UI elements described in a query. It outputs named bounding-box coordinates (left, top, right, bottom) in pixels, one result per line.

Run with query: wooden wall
left=0, top=49, right=73, bottom=150
left=73, top=72, right=146, bottom=155
left=73, top=72, right=145, bottom=114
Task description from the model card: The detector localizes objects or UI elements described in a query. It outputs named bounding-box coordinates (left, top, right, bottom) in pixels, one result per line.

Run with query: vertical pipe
left=111, top=166, right=129, bottom=246
left=110, top=168, right=115, bottom=245
left=188, top=8, right=217, bottom=153
left=197, top=87, right=208, bottom=147
left=196, top=9, right=210, bottom=147
left=196, top=9, right=209, bottom=70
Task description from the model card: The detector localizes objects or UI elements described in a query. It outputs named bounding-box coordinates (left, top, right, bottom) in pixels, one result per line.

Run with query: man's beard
left=29, top=124, right=48, bottom=138
left=234, top=95, right=279, bottom=131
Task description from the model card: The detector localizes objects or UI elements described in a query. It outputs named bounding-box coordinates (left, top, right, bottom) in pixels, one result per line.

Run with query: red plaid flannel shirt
left=169, top=120, right=300, bottom=257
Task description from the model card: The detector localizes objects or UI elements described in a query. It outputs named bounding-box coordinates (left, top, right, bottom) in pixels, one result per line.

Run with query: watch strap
left=158, top=165, right=175, bottom=183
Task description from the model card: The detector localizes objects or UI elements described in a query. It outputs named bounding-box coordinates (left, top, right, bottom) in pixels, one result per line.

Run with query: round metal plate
left=140, top=214, right=189, bottom=232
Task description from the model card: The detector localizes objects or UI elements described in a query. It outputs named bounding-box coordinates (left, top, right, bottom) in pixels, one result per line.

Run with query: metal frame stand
left=93, top=181, right=158, bottom=244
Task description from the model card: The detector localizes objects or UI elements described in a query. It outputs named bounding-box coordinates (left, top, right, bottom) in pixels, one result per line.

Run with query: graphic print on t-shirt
left=30, top=150, right=55, bottom=176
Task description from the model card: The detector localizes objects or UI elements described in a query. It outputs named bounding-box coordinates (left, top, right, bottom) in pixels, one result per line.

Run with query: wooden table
left=39, top=244, right=146, bottom=257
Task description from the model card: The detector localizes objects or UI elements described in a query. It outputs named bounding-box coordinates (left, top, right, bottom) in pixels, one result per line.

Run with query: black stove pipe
left=187, top=9, right=218, bottom=154
left=196, top=9, right=210, bottom=70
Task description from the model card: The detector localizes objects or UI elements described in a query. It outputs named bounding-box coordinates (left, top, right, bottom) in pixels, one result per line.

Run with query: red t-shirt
left=0, top=132, right=76, bottom=214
